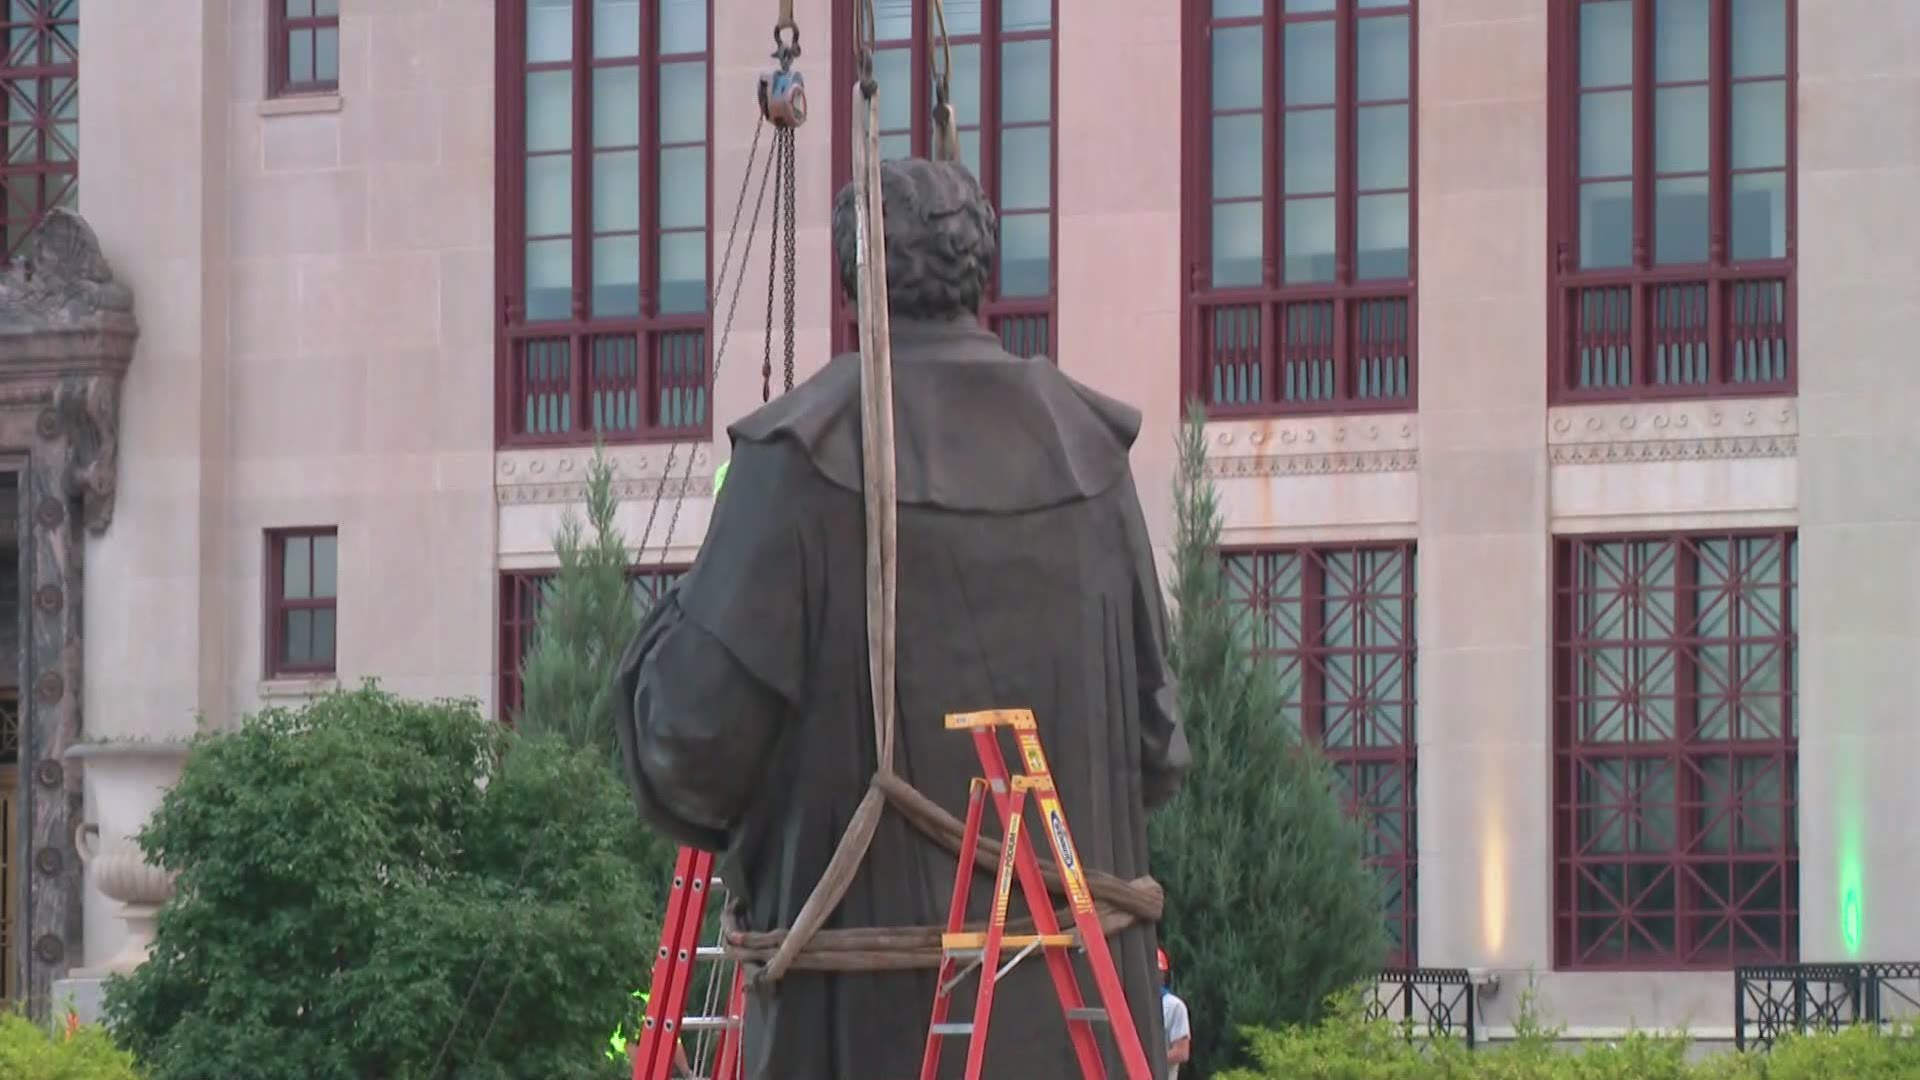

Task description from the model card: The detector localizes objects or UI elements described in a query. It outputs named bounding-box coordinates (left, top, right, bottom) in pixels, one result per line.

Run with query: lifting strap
left=747, top=27, right=899, bottom=987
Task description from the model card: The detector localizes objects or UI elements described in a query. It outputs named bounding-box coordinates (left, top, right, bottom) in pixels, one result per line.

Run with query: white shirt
left=1161, top=989, right=1191, bottom=1080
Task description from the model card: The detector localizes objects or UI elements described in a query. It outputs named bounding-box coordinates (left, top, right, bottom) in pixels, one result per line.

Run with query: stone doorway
left=0, top=212, right=134, bottom=1016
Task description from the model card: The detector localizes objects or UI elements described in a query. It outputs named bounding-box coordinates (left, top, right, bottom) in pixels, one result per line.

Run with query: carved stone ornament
left=33, top=759, right=62, bottom=788
left=34, top=496, right=63, bottom=529
left=0, top=208, right=135, bottom=535
left=55, top=372, right=122, bottom=533
left=0, top=209, right=135, bottom=327
left=33, top=670, right=63, bottom=705
left=32, top=583, right=60, bottom=613
left=33, top=846, right=62, bottom=875
left=33, top=934, right=64, bottom=965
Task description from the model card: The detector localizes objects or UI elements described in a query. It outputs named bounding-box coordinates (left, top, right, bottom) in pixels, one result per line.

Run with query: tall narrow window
left=270, top=0, right=339, bottom=97
left=267, top=528, right=339, bottom=679
left=1183, top=0, right=1416, bottom=417
left=1551, top=0, right=1794, bottom=399
left=830, top=0, right=1057, bottom=360
left=497, top=565, right=684, bottom=722
left=0, top=1, right=78, bottom=258
left=1554, top=531, right=1798, bottom=969
left=1225, top=542, right=1418, bottom=966
left=498, top=0, right=712, bottom=446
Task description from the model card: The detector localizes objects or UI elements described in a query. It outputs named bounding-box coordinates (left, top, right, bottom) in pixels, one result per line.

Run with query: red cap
left=1156, top=948, right=1170, bottom=972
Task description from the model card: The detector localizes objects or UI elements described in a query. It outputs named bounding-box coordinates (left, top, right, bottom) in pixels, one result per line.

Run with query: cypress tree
left=517, top=445, right=645, bottom=762
left=1148, top=407, right=1389, bottom=1077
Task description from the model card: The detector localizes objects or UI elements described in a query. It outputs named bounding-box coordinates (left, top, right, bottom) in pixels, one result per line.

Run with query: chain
left=781, top=129, right=798, bottom=394
left=761, top=138, right=782, bottom=402
left=651, top=128, right=782, bottom=570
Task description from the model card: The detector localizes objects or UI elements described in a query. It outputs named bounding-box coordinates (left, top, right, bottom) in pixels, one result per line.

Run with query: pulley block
left=759, top=66, right=808, bottom=129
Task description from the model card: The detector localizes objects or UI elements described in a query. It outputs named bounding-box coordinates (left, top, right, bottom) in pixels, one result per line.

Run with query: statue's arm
left=610, top=440, right=809, bottom=851
left=1122, top=477, right=1191, bottom=810
left=613, top=590, right=785, bottom=852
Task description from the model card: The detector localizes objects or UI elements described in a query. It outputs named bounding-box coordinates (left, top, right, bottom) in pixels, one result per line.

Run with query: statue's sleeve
left=612, top=440, right=809, bottom=851
left=1122, top=474, right=1191, bottom=810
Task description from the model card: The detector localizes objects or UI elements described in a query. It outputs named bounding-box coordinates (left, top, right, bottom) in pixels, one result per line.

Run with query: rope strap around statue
left=721, top=772, right=1165, bottom=972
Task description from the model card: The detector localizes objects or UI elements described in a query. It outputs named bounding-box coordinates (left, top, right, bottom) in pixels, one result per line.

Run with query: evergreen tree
left=517, top=446, right=643, bottom=762
left=1148, top=407, right=1389, bottom=1077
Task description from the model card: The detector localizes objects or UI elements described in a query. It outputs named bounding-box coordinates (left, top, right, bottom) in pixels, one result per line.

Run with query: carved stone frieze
left=495, top=444, right=716, bottom=505
left=1202, top=414, right=1419, bottom=479
left=1548, top=398, right=1797, bottom=466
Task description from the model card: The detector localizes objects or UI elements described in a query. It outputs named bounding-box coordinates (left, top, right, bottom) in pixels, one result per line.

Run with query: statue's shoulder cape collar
left=728, top=317, right=1142, bottom=513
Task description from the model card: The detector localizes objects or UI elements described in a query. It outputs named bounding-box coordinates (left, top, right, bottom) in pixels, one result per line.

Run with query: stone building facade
left=0, top=0, right=1913, bottom=1042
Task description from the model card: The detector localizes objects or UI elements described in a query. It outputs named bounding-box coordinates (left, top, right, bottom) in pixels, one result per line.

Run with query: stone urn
left=65, top=739, right=191, bottom=976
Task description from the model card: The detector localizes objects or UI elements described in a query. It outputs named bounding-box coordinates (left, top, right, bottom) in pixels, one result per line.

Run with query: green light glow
left=714, top=460, right=731, bottom=496
left=1839, top=795, right=1864, bottom=957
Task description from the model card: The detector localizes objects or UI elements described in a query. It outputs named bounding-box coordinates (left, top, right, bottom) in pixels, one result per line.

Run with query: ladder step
left=1065, top=1007, right=1109, bottom=1023
left=929, top=1022, right=975, bottom=1036
left=679, top=1016, right=743, bottom=1032
left=941, top=931, right=1075, bottom=952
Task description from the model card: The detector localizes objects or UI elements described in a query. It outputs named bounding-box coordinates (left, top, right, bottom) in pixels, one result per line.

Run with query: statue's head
left=832, top=157, right=997, bottom=321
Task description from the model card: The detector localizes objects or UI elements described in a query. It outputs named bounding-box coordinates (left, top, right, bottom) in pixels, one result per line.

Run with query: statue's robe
left=613, top=315, right=1191, bottom=1080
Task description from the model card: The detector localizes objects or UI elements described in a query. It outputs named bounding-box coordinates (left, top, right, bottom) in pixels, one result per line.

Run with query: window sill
left=258, top=675, right=340, bottom=701
left=259, top=93, right=342, bottom=118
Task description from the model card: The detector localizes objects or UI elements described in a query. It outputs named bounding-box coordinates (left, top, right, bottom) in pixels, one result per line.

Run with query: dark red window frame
left=1181, top=0, right=1418, bottom=419
left=494, top=0, right=715, bottom=448
left=1548, top=0, right=1796, bottom=402
left=497, top=564, right=684, bottom=723
left=1553, top=530, right=1798, bottom=971
left=1224, top=541, right=1418, bottom=966
left=829, top=0, right=1058, bottom=361
left=268, top=0, right=340, bottom=98
left=265, top=527, right=339, bottom=679
left=0, top=0, right=78, bottom=259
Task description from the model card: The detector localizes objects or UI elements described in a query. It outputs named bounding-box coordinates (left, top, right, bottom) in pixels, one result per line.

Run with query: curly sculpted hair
left=832, top=156, right=998, bottom=320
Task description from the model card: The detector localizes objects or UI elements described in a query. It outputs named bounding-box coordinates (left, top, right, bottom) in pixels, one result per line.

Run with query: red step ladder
left=920, top=709, right=1153, bottom=1080
left=633, top=846, right=747, bottom=1080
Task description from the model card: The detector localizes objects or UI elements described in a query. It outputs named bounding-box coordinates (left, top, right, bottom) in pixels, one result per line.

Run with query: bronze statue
left=614, top=157, right=1189, bottom=1079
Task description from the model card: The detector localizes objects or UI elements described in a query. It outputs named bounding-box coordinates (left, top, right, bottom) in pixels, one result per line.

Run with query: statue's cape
left=728, top=316, right=1142, bottom=513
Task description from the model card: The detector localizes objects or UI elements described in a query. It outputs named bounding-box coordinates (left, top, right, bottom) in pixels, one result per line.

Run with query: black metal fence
left=1734, top=962, right=1920, bottom=1050
left=1365, top=967, right=1477, bottom=1048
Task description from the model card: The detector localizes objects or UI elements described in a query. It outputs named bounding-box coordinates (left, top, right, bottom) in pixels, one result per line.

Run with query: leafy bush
left=1217, top=992, right=1920, bottom=1080
left=1148, top=408, right=1389, bottom=1077
left=0, top=1010, right=143, bottom=1080
left=102, top=685, right=651, bottom=1080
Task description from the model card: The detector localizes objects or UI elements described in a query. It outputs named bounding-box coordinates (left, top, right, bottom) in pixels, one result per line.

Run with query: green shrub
left=0, top=1010, right=143, bottom=1080
left=1150, top=408, right=1390, bottom=1076
left=102, top=685, right=650, bottom=1080
left=1217, top=997, right=1920, bottom=1080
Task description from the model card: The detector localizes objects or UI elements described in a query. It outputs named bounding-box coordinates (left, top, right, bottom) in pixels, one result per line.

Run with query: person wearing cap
left=1158, top=948, right=1192, bottom=1079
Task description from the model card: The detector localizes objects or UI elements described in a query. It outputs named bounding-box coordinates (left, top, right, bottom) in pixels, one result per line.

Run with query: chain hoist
left=758, top=0, right=804, bottom=403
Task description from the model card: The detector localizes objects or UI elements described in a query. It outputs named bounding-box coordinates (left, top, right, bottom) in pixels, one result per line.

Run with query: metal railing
left=1734, top=962, right=1920, bottom=1051
left=1365, top=967, right=1477, bottom=1048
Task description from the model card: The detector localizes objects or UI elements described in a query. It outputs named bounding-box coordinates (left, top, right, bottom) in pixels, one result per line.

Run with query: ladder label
left=994, top=823, right=1020, bottom=917
left=1022, top=741, right=1046, bottom=775
left=1041, top=797, right=1091, bottom=910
